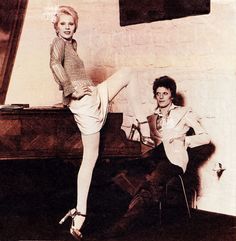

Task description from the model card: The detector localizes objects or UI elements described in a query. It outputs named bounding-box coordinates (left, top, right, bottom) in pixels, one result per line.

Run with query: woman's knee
left=106, top=67, right=135, bottom=101
left=81, top=133, right=100, bottom=160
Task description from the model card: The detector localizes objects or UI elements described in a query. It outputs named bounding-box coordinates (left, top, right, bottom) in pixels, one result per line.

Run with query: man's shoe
left=102, top=221, right=128, bottom=238
left=102, top=207, right=145, bottom=238
left=103, top=189, right=152, bottom=238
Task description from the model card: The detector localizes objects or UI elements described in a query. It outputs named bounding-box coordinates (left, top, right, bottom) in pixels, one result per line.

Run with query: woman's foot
left=59, top=208, right=86, bottom=240
left=70, top=212, right=86, bottom=240
left=70, top=226, right=83, bottom=240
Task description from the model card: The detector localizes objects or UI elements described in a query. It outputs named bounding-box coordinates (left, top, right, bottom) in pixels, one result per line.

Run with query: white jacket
left=147, top=104, right=210, bottom=172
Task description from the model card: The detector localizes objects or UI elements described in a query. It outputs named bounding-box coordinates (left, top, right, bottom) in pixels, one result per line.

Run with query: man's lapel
left=168, top=106, right=190, bottom=128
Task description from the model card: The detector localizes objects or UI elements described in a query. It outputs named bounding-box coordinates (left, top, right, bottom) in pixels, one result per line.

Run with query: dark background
left=119, top=0, right=210, bottom=26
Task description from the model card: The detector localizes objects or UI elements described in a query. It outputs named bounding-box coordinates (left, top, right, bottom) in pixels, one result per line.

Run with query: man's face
left=155, top=87, right=172, bottom=108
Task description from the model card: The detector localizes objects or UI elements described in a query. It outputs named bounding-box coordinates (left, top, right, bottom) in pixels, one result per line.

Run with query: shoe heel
left=59, top=208, right=76, bottom=224
left=128, top=124, right=137, bottom=140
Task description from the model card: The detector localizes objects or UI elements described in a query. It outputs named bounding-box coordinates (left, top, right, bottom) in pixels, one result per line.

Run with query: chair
left=158, top=174, right=197, bottom=225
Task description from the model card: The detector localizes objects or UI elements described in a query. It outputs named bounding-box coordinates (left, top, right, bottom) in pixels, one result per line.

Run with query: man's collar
left=154, top=103, right=178, bottom=115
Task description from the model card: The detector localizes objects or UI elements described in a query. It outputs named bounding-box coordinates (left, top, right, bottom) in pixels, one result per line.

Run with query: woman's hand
left=71, top=85, right=92, bottom=100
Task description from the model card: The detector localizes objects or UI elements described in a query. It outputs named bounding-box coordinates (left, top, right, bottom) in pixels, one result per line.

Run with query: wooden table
left=0, top=107, right=141, bottom=161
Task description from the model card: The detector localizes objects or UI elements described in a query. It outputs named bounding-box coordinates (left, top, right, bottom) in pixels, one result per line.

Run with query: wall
left=5, top=0, right=236, bottom=216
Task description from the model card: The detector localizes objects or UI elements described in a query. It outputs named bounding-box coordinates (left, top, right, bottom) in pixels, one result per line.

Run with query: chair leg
left=159, top=201, right=162, bottom=225
left=178, top=175, right=191, bottom=219
left=192, top=189, right=197, bottom=209
left=160, top=175, right=194, bottom=225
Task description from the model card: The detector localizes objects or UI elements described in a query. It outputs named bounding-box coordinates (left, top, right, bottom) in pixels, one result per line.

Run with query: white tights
left=74, top=68, right=147, bottom=229
left=74, top=132, right=100, bottom=229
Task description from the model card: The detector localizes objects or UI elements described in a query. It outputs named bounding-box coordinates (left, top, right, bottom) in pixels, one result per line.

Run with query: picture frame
left=119, top=0, right=210, bottom=26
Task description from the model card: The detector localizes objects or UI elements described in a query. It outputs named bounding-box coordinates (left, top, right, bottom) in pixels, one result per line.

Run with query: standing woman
left=50, top=5, right=140, bottom=240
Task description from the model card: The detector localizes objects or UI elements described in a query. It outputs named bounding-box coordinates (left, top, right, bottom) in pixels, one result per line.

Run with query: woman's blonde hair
left=53, top=6, right=79, bottom=33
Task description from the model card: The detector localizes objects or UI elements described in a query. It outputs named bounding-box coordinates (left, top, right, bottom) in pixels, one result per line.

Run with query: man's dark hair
left=153, top=76, right=177, bottom=99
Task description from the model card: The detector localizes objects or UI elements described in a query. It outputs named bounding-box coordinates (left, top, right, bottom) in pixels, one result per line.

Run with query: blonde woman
left=50, top=5, right=145, bottom=240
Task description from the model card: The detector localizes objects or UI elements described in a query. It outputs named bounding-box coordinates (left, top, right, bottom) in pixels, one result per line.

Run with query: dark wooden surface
left=0, top=107, right=141, bottom=161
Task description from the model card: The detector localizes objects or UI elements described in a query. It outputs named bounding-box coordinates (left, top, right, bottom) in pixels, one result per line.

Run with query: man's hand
left=169, top=135, right=185, bottom=143
left=71, top=85, right=92, bottom=100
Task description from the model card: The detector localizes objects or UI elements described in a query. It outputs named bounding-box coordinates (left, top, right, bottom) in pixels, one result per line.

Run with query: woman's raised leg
left=106, top=67, right=132, bottom=101
left=106, top=67, right=148, bottom=123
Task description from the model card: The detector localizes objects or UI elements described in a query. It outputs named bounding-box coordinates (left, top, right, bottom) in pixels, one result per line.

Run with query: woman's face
left=155, top=86, right=173, bottom=108
left=57, top=14, right=76, bottom=40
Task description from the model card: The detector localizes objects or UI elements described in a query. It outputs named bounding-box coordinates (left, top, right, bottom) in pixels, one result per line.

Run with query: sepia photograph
left=0, top=0, right=235, bottom=240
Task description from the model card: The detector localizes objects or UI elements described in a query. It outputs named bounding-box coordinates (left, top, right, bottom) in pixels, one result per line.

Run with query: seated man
left=104, top=75, right=211, bottom=237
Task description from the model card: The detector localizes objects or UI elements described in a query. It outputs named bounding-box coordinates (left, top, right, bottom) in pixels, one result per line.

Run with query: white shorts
left=69, top=81, right=109, bottom=135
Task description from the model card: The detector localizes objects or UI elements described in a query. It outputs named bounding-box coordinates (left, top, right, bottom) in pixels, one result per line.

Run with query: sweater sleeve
left=50, top=37, right=75, bottom=97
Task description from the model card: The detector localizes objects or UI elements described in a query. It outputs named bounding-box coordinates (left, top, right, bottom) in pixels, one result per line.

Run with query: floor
left=0, top=209, right=235, bottom=241
left=0, top=158, right=235, bottom=241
